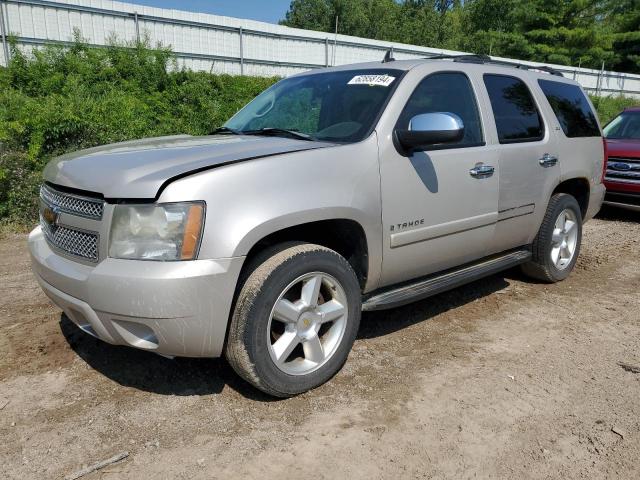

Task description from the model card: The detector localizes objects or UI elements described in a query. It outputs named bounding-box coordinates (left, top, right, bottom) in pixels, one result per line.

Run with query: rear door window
left=483, top=74, right=544, bottom=143
left=538, top=80, right=600, bottom=137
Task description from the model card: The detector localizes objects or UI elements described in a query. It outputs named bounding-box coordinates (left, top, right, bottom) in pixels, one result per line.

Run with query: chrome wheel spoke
left=272, top=330, right=299, bottom=364
left=301, top=275, right=322, bottom=308
left=273, top=298, right=300, bottom=324
left=317, top=299, right=346, bottom=323
left=551, top=246, right=561, bottom=265
left=551, top=228, right=564, bottom=245
left=563, top=220, right=576, bottom=235
left=559, top=211, right=567, bottom=228
left=302, top=333, right=325, bottom=364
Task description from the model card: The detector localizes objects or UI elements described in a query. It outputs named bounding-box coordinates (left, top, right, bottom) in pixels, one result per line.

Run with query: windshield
left=224, top=69, right=402, bottom=143
left=604, top=111, right=640, bottom=140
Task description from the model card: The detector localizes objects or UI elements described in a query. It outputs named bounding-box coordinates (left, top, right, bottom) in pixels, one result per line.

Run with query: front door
left=378, top=71, right=500, bottom=288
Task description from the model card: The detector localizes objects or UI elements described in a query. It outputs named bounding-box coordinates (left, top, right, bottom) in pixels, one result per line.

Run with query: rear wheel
left=522, top=193, right=582, bottom=282
left=225, top=243, right=361, bottom=397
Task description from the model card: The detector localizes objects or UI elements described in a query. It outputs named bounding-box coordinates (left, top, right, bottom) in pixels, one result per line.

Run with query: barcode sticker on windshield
left=348, top=75, right=396, bottom=87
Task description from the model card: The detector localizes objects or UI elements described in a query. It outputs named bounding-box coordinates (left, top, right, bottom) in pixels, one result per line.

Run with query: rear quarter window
left=538, top=80, right=600, bottom=137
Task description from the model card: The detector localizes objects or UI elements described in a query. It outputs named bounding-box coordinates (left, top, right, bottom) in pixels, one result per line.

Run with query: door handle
left=539, top=153, right=558, bottom=167
left=469, top=164, right=495, bottom=178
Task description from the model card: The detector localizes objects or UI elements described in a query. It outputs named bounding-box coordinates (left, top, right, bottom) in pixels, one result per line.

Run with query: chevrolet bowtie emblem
left=42, top=205, right=60, bottom=227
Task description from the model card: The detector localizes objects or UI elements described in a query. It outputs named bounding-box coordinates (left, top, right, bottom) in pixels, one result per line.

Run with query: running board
left=362, top=249, right=531, bottom=311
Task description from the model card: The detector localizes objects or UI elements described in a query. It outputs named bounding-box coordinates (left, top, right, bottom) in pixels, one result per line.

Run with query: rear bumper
left=585, top=183, right=606, bottom=221
left=29, top=226, right=244, bottom=357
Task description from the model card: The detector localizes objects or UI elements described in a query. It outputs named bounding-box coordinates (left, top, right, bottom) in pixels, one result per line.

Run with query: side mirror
left=395, top=112, right=464, bottom=153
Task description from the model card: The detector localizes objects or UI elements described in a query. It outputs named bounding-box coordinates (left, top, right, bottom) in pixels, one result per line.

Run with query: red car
left=603, top=107, right=640, bottom=212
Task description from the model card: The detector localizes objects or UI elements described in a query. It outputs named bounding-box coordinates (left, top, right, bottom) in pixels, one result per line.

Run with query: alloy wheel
left=550, top=208, right=579, bottom=270
left=267, top=272, right=349, bottom=375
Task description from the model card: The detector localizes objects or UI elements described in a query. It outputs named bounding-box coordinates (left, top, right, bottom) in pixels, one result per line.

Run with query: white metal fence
left=1, top=0, right=640, bottom=97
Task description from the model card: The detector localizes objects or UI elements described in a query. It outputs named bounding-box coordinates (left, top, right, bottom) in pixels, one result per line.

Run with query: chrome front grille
left=40, top=217, right=99, bottom=261
left=39, top=184, right=103, bottom=262
left=605, top=157, right=640, bottom=184
left=40, top=183, right=104, bottom=219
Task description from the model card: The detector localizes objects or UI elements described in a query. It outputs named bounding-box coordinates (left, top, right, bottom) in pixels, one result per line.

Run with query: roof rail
left=382, top=49, right=395, bottom=63
left=424, top=53, right=564, bottom=77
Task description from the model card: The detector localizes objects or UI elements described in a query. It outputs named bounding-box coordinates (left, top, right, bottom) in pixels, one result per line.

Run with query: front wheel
left=522, top=193, right=583, bottom=282
left=225, top=243, right=361, bottom=397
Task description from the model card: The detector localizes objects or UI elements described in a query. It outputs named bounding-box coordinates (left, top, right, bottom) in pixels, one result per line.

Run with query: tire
left=522, top=193, right=583, bottom=283
left=225, top=243, right=361, bottom=397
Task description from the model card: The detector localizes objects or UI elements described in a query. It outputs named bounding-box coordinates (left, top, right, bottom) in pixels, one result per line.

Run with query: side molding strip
left=497, top=203, right=535, bottom=222
left=390, top=211, right=497, bottom=248
left=362, top=248, right=531, bottom=311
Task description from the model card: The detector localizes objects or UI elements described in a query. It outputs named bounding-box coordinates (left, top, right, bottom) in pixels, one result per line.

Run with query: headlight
left=109, top=202, right=205, bottom=261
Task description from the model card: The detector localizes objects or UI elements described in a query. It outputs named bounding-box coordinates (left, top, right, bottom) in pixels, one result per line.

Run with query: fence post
left=239, top=26, right=244, bottom=75
left=134, top=11, right=140, bottom=43
left=596, top=61, right=605, bottom=97
left=0, top=0, right=10, bottom=67
left=325, top=38, right=328, bottom=67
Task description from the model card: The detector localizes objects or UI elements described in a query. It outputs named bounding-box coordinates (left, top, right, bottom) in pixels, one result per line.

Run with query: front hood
left=44, top=135, right=333, bottom=199
left=606, top=138, right=640, bottom=158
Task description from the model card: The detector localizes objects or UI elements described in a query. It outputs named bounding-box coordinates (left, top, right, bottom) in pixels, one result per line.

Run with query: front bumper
left=603, top=181, right=640, bottom=212
left=29, top=226, right=244, bottom=357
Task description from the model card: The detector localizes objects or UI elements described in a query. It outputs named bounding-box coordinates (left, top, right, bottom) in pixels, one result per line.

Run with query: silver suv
left=29, top=54, right=606, bottom=396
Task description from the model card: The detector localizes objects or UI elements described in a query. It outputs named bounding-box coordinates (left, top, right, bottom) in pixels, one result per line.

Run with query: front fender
left=158, top=135, right=383, bottom=291
left=232, top=207, right=373, bottom=257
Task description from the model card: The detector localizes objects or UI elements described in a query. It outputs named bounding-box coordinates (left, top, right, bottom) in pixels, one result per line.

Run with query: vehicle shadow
left=358, top=272, right=510, bottom=339
left=596, top=204, right=639, bottom=223
left=59, top=271, right=512, bottom=398
left=58, top=315, right=275, bottom=401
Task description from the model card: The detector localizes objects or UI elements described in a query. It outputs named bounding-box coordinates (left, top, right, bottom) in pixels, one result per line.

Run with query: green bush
left=0, top=36, right=638, bottom=229
left=590, top=94, right=639, bottom=126
left=0, top=148, right=41, bottom=225
left=0, top=37, right=278, bottom=227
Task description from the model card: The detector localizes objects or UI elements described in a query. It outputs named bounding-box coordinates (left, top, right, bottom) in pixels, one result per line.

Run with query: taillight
left=601, top=137, right=608, bottom=182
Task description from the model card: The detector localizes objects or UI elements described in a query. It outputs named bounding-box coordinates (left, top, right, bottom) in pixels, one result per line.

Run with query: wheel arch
left=552, top=177, right=590, bottom=219
left=236, top=213, right=372, bottom=292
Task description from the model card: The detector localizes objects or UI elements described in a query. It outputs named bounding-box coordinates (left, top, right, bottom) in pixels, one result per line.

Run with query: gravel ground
left=1, top=207, right=639, bottom=480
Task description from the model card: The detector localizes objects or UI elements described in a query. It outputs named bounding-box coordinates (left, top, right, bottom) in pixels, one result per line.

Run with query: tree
left=606, top=0, right=640, bottom=72
left=279, top=0, right=639, bottom=73
left=281, top=0, right=334, bottom=32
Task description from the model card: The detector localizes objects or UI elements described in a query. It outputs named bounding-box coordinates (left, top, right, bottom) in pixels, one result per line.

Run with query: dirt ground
left=1, top=207, right=639, bottom=480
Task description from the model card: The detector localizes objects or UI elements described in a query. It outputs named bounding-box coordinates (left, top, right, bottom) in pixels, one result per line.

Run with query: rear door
left=536, top=79, right=603, bottom=187
left=480, top=73, right=560, bottom=253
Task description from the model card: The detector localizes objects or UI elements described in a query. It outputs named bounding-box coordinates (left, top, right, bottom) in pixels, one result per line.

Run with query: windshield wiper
left=210, top=126, right=243, bottom=135
left=242, top=128, right=316, bottom=141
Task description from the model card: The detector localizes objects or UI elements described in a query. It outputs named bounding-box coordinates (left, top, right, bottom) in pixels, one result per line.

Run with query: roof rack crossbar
left=424, top=53, right=563, bottom=77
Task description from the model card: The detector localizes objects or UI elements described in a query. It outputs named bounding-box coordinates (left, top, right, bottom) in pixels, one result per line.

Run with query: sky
left=124, top=1, right=293, bottom=24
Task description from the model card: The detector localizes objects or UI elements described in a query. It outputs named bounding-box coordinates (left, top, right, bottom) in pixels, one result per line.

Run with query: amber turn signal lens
left=181, top=204, right=204, bottom=260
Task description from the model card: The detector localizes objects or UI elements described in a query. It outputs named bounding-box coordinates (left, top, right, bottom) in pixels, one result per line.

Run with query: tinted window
left=538, top=80, right=600, bottom=137
left=484, top=75, right=544, bottom=143
left=603, top=111, right=640, bottom=140
left=397, top=72, right=483, bottom=147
